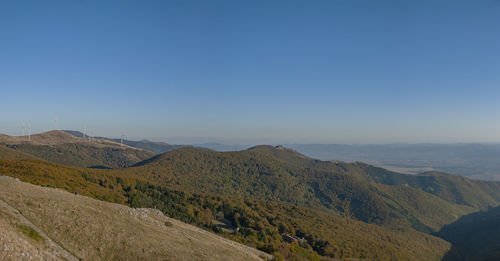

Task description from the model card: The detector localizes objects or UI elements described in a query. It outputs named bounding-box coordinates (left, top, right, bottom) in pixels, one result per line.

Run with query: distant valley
left=286, top=144, right=500, bottom=181
left=198, top=143, right=500, bottom=181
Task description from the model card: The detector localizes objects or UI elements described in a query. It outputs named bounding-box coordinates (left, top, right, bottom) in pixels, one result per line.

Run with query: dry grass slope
left=0, top=186, right=77, bottom=260
left=0, top=176, right=271, bottom=261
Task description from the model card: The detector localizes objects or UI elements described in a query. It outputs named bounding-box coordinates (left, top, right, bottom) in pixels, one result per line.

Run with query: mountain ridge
left=0, top=130, right=139, bottom=149
left=63, top=130, right=189, bottom=153
left=124, top=145, right=499, bottom=233
left=0, top=131, right=155, bottom=169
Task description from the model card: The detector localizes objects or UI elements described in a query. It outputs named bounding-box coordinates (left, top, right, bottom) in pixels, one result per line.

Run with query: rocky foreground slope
left=0, top=176, right=270, bottom=261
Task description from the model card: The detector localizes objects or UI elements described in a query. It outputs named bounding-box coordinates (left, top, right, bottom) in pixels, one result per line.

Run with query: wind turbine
left=21, top=122, right=25, bottom=136
left=120, top=133, right=125, bottom=149
left=88, top=130, right=93, bottom=143
left=28, top=122, right=31, bottom=142
left=83, top=126, right=87, bottom=139
left=53, top=117, right=58, bottom=130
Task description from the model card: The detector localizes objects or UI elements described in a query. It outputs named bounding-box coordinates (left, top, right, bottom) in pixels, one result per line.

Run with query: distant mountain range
left=6, top=131, right=500, bottom=180
left=3, top=130, right=500, bottom=259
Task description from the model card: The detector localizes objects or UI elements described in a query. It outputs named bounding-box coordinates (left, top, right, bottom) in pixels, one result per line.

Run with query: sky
left=1, top=0, right=499, bottom=144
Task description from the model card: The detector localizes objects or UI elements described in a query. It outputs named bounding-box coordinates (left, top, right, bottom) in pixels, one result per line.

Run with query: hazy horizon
left=2, top=1, right=499, bottom=144
left=3, top=129, right=500, bottom=146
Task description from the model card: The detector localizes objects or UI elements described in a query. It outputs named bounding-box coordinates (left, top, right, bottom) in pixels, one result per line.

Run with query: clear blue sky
left=1, top=0, right=499, bottom=144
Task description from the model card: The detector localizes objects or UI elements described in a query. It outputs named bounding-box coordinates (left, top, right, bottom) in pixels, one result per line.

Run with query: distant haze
left=198, top=142, right=500, bottom=181
left=1, top=1, right=499, bottom=144
left=285, top=143, right=500, bottom=181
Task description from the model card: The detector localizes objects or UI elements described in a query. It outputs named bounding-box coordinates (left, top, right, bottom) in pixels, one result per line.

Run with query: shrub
left=17, top=224, right=44, bottom=242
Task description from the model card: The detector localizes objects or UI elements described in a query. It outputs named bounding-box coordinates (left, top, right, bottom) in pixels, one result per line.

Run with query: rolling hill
left=0, top=130, right=123, bottom=147
left=0, top=131, right=155, bottom=168
left=64, top=130, right=189, bottom=153
left=125, top=146, right=499, bottom=232
left=0, top=159, right=451, bottom=260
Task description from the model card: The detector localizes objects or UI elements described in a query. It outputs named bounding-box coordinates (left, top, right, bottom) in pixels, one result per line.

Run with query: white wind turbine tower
left=120, top=133, right=125, bottom=149
left=28, top=122, right=31, bottom=142
left=21, top=122, right=25, bottom=136
left=88, top=130, right=93, bottom=143
left=53, top=117, right=58, bottom=130
left=83, top=125, right=87, bottom=139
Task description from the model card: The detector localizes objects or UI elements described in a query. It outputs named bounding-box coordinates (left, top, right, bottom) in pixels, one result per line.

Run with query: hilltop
left=0, top=176, right=270, bottom=261
left=0, top=130, right=81, bottom=145
left=0, top=130, right=135, bottom=148
left=64, top=130, right=189, bottom=153
left=125, top=146, right=499, bottom=232
left=0, top=130, right=155, bottom=168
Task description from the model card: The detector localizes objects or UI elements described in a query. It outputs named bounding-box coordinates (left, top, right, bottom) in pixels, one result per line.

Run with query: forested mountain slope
left=0, top=159, right=451, bottom=260
left=2, top=144, right=500, bottom=259
left=436, top=205, right=500, bottom=261
left=0, top=145, right=38, bottom=160
left=4, top=143, right=154, bottom=168
left=126, top=146, right=499, bottom=232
